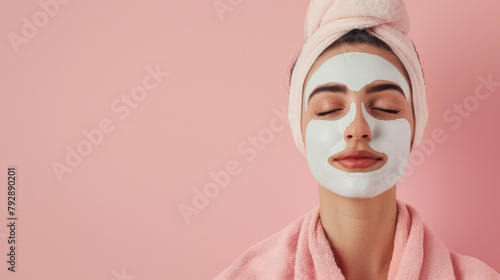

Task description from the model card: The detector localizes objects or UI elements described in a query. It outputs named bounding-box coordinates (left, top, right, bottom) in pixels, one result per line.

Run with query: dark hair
left=288, top=28, right=412, bottom=87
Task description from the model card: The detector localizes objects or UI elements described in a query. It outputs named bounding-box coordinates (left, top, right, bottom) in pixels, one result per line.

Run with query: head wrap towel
left=288, top=0, right=428, bottom=157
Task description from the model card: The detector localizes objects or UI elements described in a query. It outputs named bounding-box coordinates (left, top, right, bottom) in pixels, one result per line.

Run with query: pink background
left=1, top=0, right=499, bottom=279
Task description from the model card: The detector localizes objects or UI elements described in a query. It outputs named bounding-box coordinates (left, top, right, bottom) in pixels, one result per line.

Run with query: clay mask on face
left=304, top=52, right=412, bottom=198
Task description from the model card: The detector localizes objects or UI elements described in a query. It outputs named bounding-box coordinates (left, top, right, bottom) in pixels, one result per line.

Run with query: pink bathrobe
left=214, top=200, right=500, bottom=279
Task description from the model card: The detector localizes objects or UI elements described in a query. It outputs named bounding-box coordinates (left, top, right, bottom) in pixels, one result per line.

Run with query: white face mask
left=304, top=52, right=412, bottom=198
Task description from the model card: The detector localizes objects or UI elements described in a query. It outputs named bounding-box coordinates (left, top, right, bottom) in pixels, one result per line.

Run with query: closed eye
left=315, top=108, right=343, bottom=117
left=372, top=108, right=401, bottom=114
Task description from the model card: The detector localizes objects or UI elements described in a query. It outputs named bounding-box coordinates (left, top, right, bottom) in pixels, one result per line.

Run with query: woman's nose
left=344, top=103, right=372, bottom=142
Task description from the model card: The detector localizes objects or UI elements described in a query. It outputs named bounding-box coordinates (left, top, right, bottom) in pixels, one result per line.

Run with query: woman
left=215, top=0, right=500, bottom=279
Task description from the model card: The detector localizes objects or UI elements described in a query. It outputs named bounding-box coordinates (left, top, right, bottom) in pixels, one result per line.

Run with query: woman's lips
left=336, top=158, right=381, bottom=169
left=333, top=150, right=383, bottom=169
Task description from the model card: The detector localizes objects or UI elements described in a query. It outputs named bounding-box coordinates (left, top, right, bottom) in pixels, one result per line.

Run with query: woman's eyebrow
left=365, top=83, right=406, bottom=99
left=308, top=84, right=348, bottom=104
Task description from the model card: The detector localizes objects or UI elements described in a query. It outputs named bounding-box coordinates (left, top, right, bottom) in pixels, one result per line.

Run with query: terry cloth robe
left=214, top=200, right=500, bottom=280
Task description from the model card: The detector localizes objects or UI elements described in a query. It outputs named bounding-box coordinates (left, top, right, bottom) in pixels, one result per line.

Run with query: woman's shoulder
left=214, top=206, right=319, bottom=280
left=448, top=250, right=500, bottom=280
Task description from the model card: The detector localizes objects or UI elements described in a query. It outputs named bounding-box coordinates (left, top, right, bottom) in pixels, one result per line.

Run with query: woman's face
left=300, top=43, right=415, bottom=198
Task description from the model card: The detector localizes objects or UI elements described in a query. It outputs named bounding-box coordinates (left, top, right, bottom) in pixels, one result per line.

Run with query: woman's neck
left=318, top=185, right=398, bottom=280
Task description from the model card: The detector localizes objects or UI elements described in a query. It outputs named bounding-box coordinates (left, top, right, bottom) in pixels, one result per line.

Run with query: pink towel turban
left=288, top=0, right=428, bottom=157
